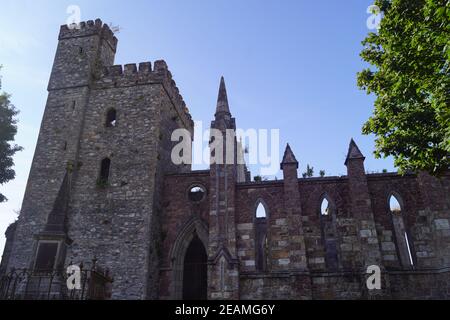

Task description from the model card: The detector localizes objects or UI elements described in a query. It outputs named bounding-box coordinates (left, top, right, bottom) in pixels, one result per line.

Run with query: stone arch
left=170, top=216, right=208, bottom=299
left=318, top=193, right=339, bottom=270
left=387, top=192, right=415, bottom=268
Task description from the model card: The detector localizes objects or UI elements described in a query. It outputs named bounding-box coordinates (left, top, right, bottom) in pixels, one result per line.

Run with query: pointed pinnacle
left=281, top=143, right=299, bottom=169
left=345, top=138, right=365, bottom=165
left=216, top=76, right=230, bottom=116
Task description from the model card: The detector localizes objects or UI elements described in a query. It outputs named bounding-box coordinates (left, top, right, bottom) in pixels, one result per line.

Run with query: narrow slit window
left=255, top=201, right=268, bottom=271
left=106, top=108, right=117, bottom=127
left=99, top=158, right=111, bottom=184
left=320, top=195, right=339, bottom=270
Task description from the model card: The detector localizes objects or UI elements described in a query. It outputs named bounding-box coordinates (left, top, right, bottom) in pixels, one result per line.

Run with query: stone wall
left=388, top=269, right=450, bottom=299
left=159, top=171, right=210, bottom=299
left=159, top=171, right=449, bottom=299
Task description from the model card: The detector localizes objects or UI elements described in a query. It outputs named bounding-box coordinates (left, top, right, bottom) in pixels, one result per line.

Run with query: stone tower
left=2, top=19, right=193, bottom=299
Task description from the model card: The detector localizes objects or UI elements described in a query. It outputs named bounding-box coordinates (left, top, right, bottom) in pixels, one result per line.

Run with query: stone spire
left=281, top=143, right=299, bottom=169
left=344, top=138, right=365, bottom=165
left=215, top=76, right=231, bottom=117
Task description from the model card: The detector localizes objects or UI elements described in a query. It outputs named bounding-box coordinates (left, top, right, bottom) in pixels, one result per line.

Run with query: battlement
left=101, top=60, right=172, bottom=76
left=96, top=60, right=193, bottom=128
left=59, top=18, right=118, bottom=52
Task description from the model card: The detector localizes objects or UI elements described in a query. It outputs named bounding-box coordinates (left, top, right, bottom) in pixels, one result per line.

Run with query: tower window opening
left=34, top=242, right=59, bottom=272
left=106, top=108, right=117, bottom=127
left=98, top=158, right=111, bottom=185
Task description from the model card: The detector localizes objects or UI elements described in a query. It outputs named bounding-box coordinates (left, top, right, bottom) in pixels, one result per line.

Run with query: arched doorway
left=182, top=234, right=207, bottom=300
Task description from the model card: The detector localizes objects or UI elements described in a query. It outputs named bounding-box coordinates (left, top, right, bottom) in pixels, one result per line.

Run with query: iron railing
left=0, top=260, right=113, bottom=300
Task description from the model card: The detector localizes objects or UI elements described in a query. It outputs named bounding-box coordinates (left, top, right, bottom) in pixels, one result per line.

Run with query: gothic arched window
left=388, top=193, right=414, bottom=268
left=255, top=200, right=268, bottom=271
left=256, top=202, right=267, bottom=218
left=321, top=197, right=330, bottom=216
left=319, top=195, right=339, bottom=270
left=389, top=195, right=401, bottom=213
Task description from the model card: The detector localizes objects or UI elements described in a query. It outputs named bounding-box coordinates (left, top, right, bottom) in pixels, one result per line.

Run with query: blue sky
left=0, top=0, right=392, bottom=255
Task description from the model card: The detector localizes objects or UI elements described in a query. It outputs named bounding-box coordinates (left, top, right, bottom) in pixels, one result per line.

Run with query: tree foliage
left=302, top=164, right=314, bottom=178
left=358, top=0, right=450, bottom=175
left=0, top=67, right=23, bottom=202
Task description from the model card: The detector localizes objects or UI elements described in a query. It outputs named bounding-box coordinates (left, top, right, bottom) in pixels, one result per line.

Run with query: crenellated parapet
left=96, top=60, right=193, bottom=128
left=59, top=18, right=118, bottom=52
left=57, top=19, right=191, bottom=128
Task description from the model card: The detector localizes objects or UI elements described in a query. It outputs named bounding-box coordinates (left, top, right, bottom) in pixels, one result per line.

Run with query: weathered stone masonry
left=1, top=19, right=450, bottom=299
